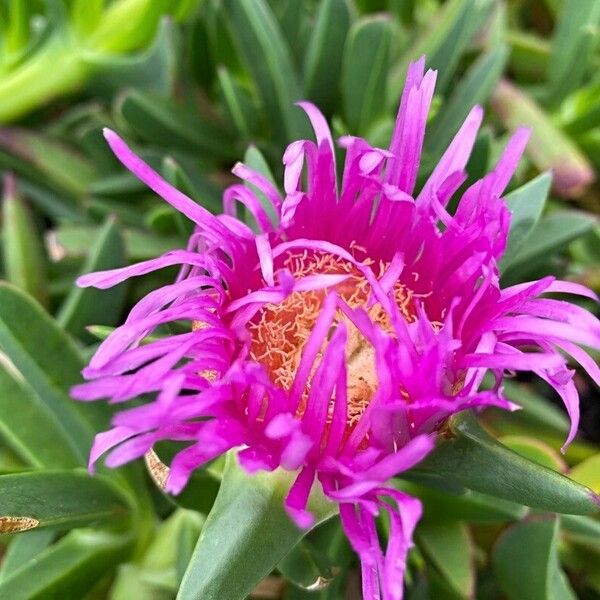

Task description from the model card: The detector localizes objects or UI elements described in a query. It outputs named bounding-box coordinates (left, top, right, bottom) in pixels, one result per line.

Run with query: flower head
left=73, top=57, right=600, bottom=599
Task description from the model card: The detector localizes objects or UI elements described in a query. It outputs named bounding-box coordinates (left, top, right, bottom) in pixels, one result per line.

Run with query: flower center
left=249, top=249, right=417, bottom=427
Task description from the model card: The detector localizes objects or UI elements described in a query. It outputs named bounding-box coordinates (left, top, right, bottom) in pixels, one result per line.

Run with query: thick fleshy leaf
left=546, top=0, right=600, bottom=104
left=216, top=66, right=259, bottom=139
left=491, top=79, right=595, bottom=198
left=569, top=454, right=600, bottom=493
left=397, top=481, right=526, bottom=523
left=500, top=172, right=551, bottom=271
left=57, top=217, right=128, bottom=340
left=0, top=530, right=55, bottom=582
left=303, top=0, right=352, bottom=115
left=493, top=516, right=577, bottom=600
left=389, top=0, right=493, bottom=103
left=409, top=412, right=600, bottom=514
left=116, top=90, right=235, bottom=158
left=222, top=0, right=306, bottom=142
left=416, top=521, right=475, bottom=598
left=502, top=210, right=597, bottom=278
left=427, top=44, right=508, bottom=160
left=0, top=529, right=132, bottom=600
left=177, top=454, right=337, bottom=600
left=0, top=361, right=81, bottom=468
left=2, top=174, right=49, bottom=306
left=500, top=436, right=566, bottom=472
left=341, top=15, right=392, bottom=135
left=277, top=538, right=339, bottom=591
left=0, top=470, right=131, bottom=532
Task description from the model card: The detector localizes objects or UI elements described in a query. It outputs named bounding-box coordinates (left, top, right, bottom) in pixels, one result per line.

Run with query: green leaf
left=0, top=530, right=55, bottom=582
left=502, top=210, right=597, bottom=277
left=569, top=454, right=600, bottom=493
left=409, top=412, right=599, bottom=515
left=427, top=44, right=508, bottom=161
left=216, top=66, right=259, bottom=139
left=116, top=90, right=234, bottom=158
left=493, top=516, right=577, bottom=600
left=389, top=0, right=493, bottom=104
left=303, top=0, right=352, bottom=115
left=397, top=480, right=527, bottom=524
left=500, top=172, right=551, bottom=271
left=499, top=436, right=566, bottom=471
left=546, top=0, right=600, bottom=104
left=243, top=145, right=279, bottom=228
left=491, top=79, right=595, bottom=198
left=416, top=521, right=474, bottom=598
left=0, top=283, right=103, bottom=463
left=0, top=361, right=81, bottom=468
left=85, top=18, right=179, bottom=97
left=57, top=217, right=127, bottom=340
left=177, top=454, right=337, bottom=600
left=0, top=470, right=131, bottom=532
left=222, top=0, right=306, bottom=143
left=341, top=15, right=392, bottom=135
left=0, top=128, right=96, bottom=196
left=2, top=174, right=49, bottom=306
left=278, top=538, right=339, bottom=591
left=0, top=529, right=133, bottom=600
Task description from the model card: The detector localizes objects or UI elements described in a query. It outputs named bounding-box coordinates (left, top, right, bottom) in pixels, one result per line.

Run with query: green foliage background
left=0, top=0, right=599, bottom=598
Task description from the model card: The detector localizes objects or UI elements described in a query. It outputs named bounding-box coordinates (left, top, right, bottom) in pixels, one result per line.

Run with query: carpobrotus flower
left=72, top=58, right=600, bottom=599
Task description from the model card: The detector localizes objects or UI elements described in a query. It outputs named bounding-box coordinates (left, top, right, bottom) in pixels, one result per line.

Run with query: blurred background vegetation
left=0, top=0, right=599, bottom=598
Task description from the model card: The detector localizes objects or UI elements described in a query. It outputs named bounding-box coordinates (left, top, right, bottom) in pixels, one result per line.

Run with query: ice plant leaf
left=0, top=530, right=55, bottom=582
left=499, top=436, right=566, bottom=471
left=177, top=454, right=336, bottom=600
left=0, top=360, right=81, bottom=469
left=412, top=412, right=600, bottom=515
left=569, top=454, right=600, bottom=493
left=341, top=15, right=392, bottom=135
left=216, top=66, right=259, bottom=138
left=0, top=283, right=110, bottom=454
left=503, top=210, right=597, bottom=279
left=427, top=44, right=509, bottom=161
left=277, top=538, right=339, bottom=591
left=303, top=0, right=352, bottom=115
left=500, top=172, right=551, bottom=272
left=416, top=521, right=475, bottom=598
left=546, top=0, right=600, bottom=105
left=0, top=529, right=132, bottom=600
left=0, top=470, right=132, bottom=531
left=222, top=0, right=306, bottom=142
left=491, top=79, right=595, bottom=198
left=2, top=174, right=49, bottom=307
left=493, top=516, right=577, bottom=600
left=57, top=217, right=128, bottom=340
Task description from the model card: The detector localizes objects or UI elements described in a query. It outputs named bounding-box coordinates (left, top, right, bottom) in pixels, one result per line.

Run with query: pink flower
left=72, top=57, right=600, bottom=599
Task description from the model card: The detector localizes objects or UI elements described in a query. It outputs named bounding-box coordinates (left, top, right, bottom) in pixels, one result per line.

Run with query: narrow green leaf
left=0, top=470, right=131, bottom=532
left=506, top=30, right=550, bottom=82
left=499, top=436, right=566, bottom=471
left=116, top=90, right=234, bottom=158
left=243, top=145, right=279, bottom=228
left=71, top=0, right=104, bottom=37
left=502, top=210, right=597, bottom=277
left=546, top=0, right=600, bottom=104
left=57, top=217, right=128, bottom=340
left=278, top=538, right=339, bottom=591
left=0, top=283, right=105, bottom=461
left=410, top=412, right=600, bottom=515
left=177, top=454, right=337, bottom=600
left=223, top=0, right=306, bottom=142
left=303, top=0, right=352, bottom=115
left=0, top=530, right=55, bottom=582
left=0, top=128, right=96, bottom=196
left=342, top=15, right=392, bottom=135
left=2, top=174, right=49, bottom=306
left=0, top=529, right=132, bottom=600
left=493, top=517, right=577, bottom=600
left=500, top=172, right=551, bottom=271
left=389, top=0, right=493, bottom=105
left=427, top=44, right=508, bottom=160
left=561, top=514, right=600, bottom=552
left=491, top=79, right=595, bottom=198
left=417, top=521, right=475, bottom=598
left=569, top=454, right=600, bottom=493
left=216, top=66, right=259, bottom=138
left=0, top=362, right=81, bottom=468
